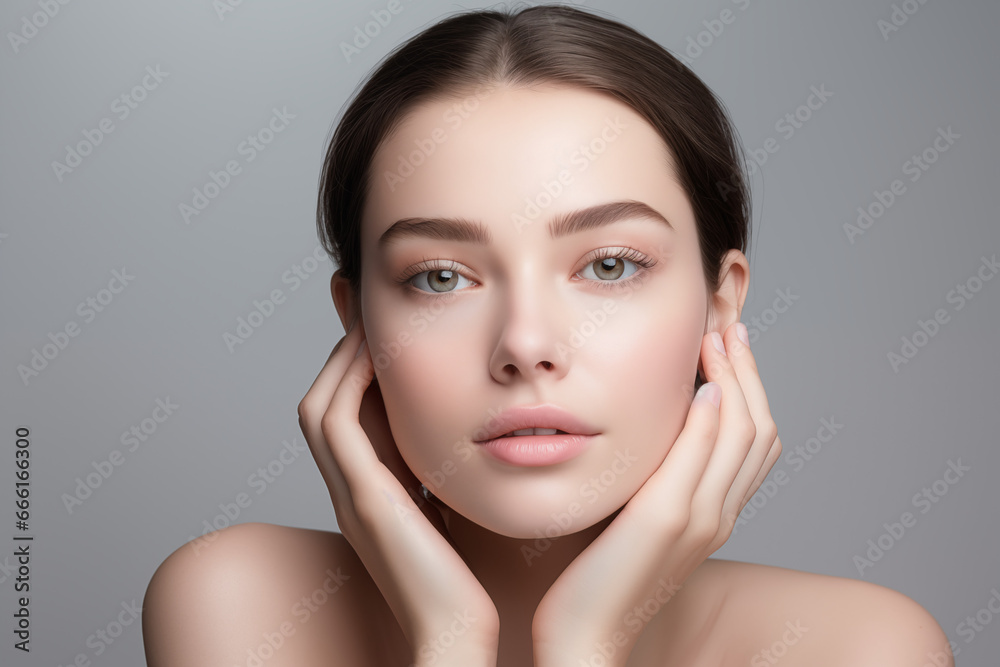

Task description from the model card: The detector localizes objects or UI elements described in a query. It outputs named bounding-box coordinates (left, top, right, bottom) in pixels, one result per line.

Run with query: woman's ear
left=696, top=249, right=750, bottom=383
left=330, top=270, right=362, bottom=333
left=704, top=249, right=750, bottom=338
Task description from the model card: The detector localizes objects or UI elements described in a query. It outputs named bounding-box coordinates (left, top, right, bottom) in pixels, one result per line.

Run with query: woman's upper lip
left=474, top=404, right=600, bottom=442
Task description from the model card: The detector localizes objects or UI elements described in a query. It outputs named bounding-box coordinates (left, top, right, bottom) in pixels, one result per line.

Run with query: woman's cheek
left=624, top=319, right=701, bottom=466
left=373, top=334, right=469, bottom=473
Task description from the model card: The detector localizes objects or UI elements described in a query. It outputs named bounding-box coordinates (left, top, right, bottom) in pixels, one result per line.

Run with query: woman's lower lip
left=475, top=433, right=595, bottom=466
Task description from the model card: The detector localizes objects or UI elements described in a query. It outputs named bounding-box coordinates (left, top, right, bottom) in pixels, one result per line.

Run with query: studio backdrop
left=2, top=1, right=998, bottom=665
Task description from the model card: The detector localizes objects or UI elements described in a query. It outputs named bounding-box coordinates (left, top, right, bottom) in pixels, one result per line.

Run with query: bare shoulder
left=704, top=558, right=954, bottom=667
left=142, top=522, right=408, bottom=667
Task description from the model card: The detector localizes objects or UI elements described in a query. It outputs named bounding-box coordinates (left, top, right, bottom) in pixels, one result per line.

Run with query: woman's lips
left=475, top=432, right=595, bottom=466
left=501, top=428, right=567, bottom=437
left=471, top=404, right=600, bottom=465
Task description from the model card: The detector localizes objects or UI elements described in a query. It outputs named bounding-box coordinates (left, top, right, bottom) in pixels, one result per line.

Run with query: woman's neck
left=437, top=504, right=621, bottom=628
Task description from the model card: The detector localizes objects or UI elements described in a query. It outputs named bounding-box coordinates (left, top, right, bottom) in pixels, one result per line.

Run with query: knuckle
left=697, top=518, right=721, bottom=544
left=729, top=341, right=750, bottom=360
left=351, top=489, right=385, bottom=527
left=319, top=409, right=342, bottom=445
left=706, top=359, right=727, bottom=377
left=758, top=419, right=778, bottom=444
left=298, top=396, right=329, bottom=424
left=336, top=512, right=362, bottom=543
left=688, top=505, right=720, bottom=542
left=654, top=507, right=691, bottom=535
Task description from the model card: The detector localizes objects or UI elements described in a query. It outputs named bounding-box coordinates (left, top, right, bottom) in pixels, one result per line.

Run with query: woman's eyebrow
left=376, top=200, right=673, bottom=250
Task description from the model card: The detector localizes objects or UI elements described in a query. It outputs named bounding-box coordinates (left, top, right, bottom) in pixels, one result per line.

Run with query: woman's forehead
left=364, top=85, right=689, bottom=246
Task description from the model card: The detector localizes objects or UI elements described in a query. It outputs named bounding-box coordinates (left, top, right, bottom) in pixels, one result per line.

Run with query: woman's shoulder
left=143, top=522, right=407, bottom=667
left=702, top=558, right=953, bottom=667
left=142, top=527, right=953, bottom=667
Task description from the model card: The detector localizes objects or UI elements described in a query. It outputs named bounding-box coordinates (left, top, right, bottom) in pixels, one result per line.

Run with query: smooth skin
left=309, top=314, right=774, bottom=667
left=142, top=84, right=954, bottom=667
left=300, top=318, right=501, bottom=666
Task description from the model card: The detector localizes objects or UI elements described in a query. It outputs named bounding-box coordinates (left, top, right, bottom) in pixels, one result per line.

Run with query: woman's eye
left=578, top=256, right=639, bottom=282
left=402, top=249, right=653, bottom=295
left=409, top=268, right=475, bottom=294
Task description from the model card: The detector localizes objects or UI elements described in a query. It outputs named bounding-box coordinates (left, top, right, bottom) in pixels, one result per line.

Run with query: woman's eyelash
left=394, top=258, right=465, bottom=286
left=583, top=247, right=658, bottom=291
left=394, top=248, right=658, bottom=293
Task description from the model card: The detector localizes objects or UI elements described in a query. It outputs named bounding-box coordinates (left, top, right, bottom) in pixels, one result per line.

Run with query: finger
left=722, top=322, right=773, bottom=422
left=580, top=380, right=721, bottom=603
left=354, top=380, right=451, bottom=532
left=718, top=323, right=780, bottom=514
left=300, top=324, right=365, bottom=416
left=323, top=337, right=385, bottom=495
left=741, top=435, right=782, bottom=508
left=630, top=376, right=721, bottom=529
left=692, top=329, right=755, bottom=516
left=298, top=326, right=365, bottom=485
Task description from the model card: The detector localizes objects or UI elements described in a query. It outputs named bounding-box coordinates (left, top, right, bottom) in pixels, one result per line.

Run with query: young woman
left=142, top=5, right=952, bottom=666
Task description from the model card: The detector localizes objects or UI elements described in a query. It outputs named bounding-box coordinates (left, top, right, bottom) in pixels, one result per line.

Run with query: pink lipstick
left=473, top=404, right=599, bottom=467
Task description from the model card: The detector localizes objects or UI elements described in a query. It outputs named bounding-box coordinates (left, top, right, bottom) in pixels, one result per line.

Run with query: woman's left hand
left=531, top=322, right=782, bottom=667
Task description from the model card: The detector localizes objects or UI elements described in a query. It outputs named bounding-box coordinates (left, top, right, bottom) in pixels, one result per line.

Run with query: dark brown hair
left=317, top=3, right=751, bottom=298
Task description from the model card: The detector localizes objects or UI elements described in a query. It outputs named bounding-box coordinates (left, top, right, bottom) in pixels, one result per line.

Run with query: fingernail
left=710, top=331, right=727, bottom=356
left=354, top=339, right=367, bottom=359
left=695, top=382, right=721, bottom=407
left=736, top=322, right=749, bottom=346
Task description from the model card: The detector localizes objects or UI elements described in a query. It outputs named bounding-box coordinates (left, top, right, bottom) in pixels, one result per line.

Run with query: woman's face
left=358, top=84, right=709, bottom=538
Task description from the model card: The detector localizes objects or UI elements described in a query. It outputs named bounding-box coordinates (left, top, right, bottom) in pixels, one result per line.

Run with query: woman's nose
left=487, top=278, right=572, bottom=383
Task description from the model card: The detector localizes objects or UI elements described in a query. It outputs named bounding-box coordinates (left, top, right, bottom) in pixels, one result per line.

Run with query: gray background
left=2, top=0, right=998, bottom=665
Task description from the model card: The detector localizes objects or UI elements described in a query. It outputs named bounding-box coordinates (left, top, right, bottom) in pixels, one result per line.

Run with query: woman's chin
left=448, top=501, right=621, bottom=541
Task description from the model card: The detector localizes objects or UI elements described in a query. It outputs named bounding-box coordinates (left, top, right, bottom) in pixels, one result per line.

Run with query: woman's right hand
left=297, top=320, right=500, bottom=667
